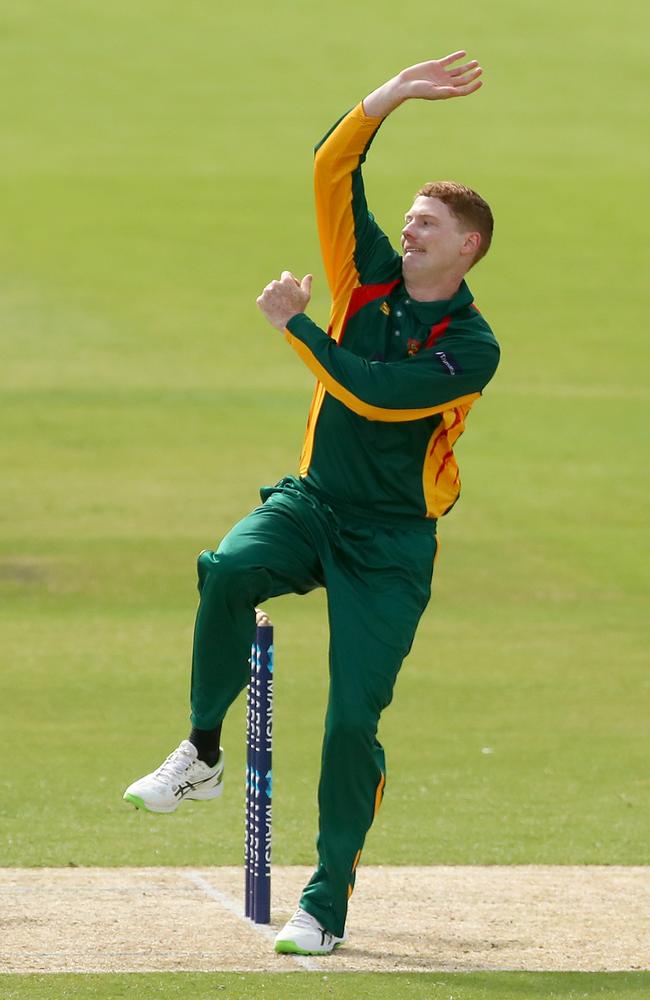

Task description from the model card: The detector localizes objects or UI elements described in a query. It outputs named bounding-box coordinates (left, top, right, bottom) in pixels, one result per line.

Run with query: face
left=400, top=195, right=478, bottom=279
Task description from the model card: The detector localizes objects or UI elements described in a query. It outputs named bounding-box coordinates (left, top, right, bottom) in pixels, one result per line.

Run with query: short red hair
left=416, top=181, right=493, bottom=265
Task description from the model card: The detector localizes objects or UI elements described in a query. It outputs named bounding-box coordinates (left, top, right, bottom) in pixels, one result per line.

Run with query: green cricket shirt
left=283, top=104, right=500, bottom=524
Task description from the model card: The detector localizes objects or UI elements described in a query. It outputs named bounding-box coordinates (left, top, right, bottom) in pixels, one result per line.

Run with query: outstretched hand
left=398, top=52, right=483, bottom=101
left=362, top=52, right=483, bottom=118
left=257, top=271, right=313, bottom=330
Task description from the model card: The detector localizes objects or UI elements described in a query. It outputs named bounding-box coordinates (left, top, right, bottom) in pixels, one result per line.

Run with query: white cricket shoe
left=123, top=739, right=224, bottom=814
left=274, top=907, right=346, bottom=955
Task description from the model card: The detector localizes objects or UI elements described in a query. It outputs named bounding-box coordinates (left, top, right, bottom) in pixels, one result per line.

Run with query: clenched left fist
left=256, top=270, right=313, bottom=330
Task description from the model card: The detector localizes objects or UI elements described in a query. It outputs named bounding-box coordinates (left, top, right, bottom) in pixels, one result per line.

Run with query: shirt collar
left=398, top=278, right=474, bottom=325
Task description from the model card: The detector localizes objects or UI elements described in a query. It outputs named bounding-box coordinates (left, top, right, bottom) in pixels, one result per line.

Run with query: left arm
left=284, top=312, right=498, bottom=421
left=256, top=273, right=498, bottom=422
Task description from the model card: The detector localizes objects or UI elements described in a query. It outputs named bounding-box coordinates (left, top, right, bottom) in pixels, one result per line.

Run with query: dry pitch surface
left=2, top=866, right=649, bottom=974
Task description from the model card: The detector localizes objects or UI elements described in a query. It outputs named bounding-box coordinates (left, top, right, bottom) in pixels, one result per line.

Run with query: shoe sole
left=123, top=784, right=223, bottom=814
left=274, top=939, right=344, bottom=956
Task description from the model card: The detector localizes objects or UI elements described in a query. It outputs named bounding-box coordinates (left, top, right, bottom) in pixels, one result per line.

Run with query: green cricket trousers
left=190, top=476, right=437, bottom=937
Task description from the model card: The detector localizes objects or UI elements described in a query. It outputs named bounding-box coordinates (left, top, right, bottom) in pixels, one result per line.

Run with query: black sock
left=189, top=724, right=222, bottom=767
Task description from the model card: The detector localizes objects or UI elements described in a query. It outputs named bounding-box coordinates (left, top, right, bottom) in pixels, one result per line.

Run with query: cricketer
left=124, top=51, right=499, bottom=956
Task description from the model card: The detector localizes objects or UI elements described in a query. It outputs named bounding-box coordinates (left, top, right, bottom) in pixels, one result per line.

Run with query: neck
left=403, top=270, right=465, bottom=303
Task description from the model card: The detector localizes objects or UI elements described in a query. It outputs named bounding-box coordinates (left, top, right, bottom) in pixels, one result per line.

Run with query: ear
left=460, top=231, right=481, bottom=258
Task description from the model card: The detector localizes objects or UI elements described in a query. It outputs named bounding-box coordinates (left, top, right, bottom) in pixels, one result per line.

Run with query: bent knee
left=197, top=548, right=218, bottom=590
left=196, top=547, right=262, bottom=595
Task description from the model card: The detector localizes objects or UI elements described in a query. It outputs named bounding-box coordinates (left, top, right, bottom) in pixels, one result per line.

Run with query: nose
left=402, top=220, right=416, bottom=239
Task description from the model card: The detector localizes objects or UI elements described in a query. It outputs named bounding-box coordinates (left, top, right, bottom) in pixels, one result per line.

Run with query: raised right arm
left=314, top=106, right=400, bottom=306
left=314, top=53, right=483, bottom=310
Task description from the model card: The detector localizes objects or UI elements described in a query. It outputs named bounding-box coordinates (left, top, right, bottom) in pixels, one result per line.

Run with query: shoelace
left=153, top=745, right=196, bottom=785
left=289, top=909, right=322, bottom=932
left=287, top=908, right=344, bottom=944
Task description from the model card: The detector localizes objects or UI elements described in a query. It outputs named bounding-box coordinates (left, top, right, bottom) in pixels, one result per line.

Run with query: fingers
left=260, top=271, right=312, bottom=294
left=448, top=59, right=479, bottom=77
left=449, top=66, right=483, bottom=88
left=257, top=279, right=277, bottom=301
left=258, top=271, right=298, bottom=298
left=255, top=607, right=271, bottom=627
left=439, top=50, right=467, bottom=67
left=434, top=64, right=482, bottom=100
left=438, top=53, right=484, bottom=91
left=450, top=78, right=483, bottom=97
left=256, top=268, right=312, bottom=330
left=434, top=79, right=483, bottom=100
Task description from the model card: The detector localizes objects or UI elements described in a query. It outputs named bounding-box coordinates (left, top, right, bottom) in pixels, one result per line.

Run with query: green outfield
left=2, top=973, right=650, bottom=1000
left=1, top=0, right=648, bottom=995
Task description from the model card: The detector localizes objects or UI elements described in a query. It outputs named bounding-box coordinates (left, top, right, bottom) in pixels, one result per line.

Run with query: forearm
left=284, top=313, right=494, bottom=422
left=362, top=75, right=408, bottom=119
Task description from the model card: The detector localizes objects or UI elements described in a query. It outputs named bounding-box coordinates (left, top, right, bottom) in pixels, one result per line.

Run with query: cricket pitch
left=1, top=866, right=649, bottom=974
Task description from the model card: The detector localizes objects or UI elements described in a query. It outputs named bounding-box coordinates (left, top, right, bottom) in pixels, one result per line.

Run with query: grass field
left=2, top=972, right=650, bottom=1000
left=1, top=0, right=649, bottom=995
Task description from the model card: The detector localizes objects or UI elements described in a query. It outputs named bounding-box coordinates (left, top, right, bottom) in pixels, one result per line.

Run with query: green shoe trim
left=123, top=792, right=150, bottom=812
left=274, top=939, right=344, bottom=956
left=274, top=940, right=314, bottom=955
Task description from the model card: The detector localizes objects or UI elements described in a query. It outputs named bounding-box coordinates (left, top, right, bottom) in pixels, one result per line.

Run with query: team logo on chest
left=380, top=301, right=391, bottom=316
left=407, top=339, right=422, bottom=357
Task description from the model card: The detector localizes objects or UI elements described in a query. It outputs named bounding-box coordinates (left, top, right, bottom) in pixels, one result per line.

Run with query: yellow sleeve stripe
left=298, top=380, right=326, bottom=477
left=284, top=330, right=480, bottom=422
left=314, top=104, right=382, bottom=303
